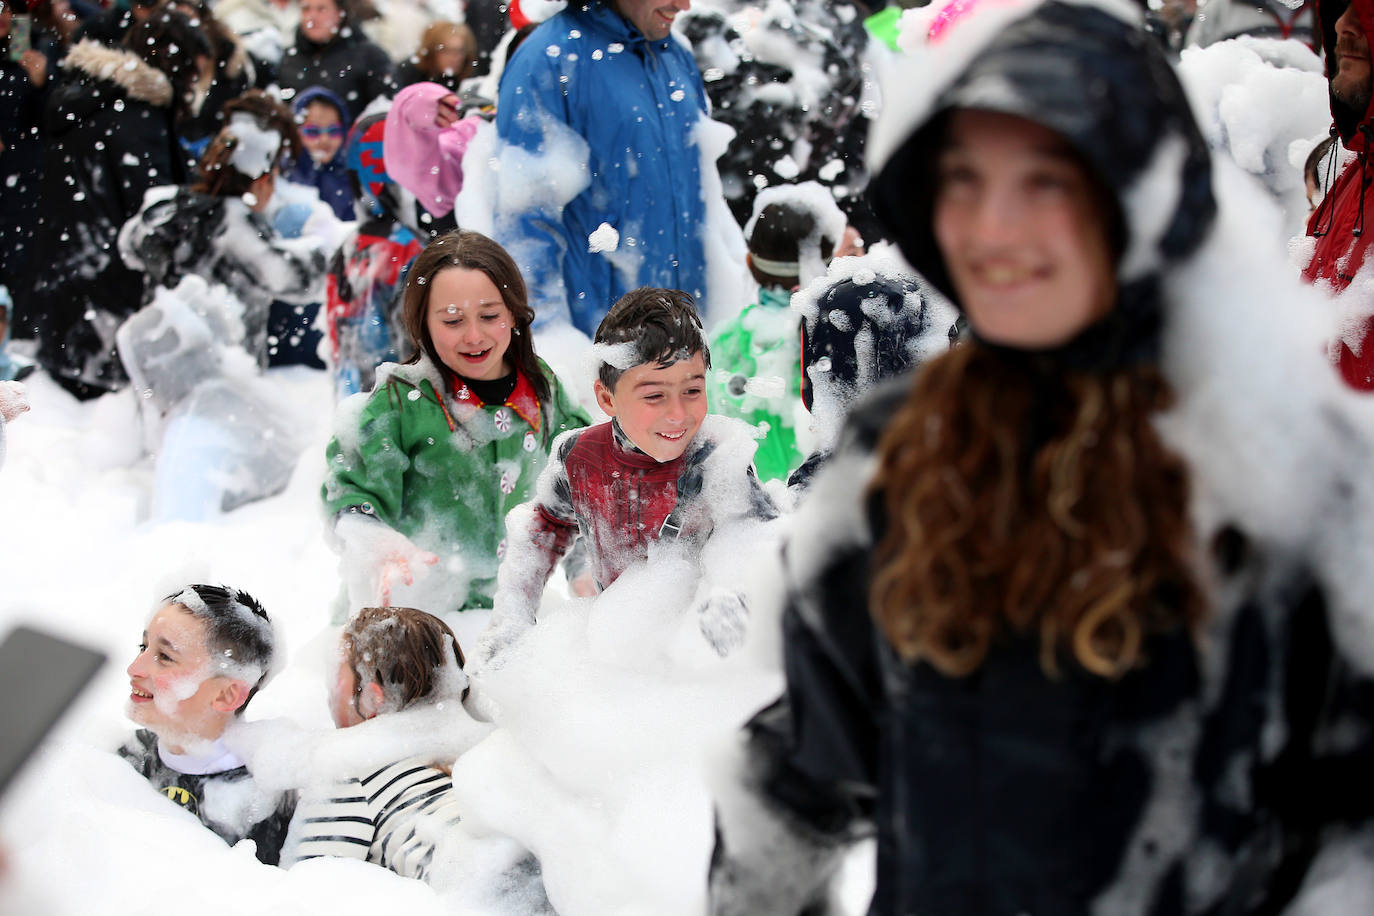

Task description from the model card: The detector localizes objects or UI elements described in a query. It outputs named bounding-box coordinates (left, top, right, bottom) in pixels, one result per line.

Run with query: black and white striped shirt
left=283, top=755, right=464, bottom=881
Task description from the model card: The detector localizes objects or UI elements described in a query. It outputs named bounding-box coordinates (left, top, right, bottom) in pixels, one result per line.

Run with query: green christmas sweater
left=322, top=354, right=591, bottom=610
left=708, top=286, right=808, bottom=483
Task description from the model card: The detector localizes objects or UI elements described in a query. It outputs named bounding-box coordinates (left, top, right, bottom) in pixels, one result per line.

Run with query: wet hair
left=193, top=90, right=300, bottom=198
left=747, top=202, right=836, bottom=288
left=416, top=20, right=476, bottom=80
left=868, top=343, right=1205, bottom=680
left=400, top=229, right=550, bottom=404
left=594, top=287, right=710, bottom=391
left=123, top=7, right=212, bottom=117
left=161, top=584, right=275, bottom=712
left=342, top=607, right=467, bottom=710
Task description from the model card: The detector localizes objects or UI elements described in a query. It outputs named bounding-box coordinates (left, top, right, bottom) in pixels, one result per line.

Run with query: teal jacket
left=323, top=354, right=591, bottom=610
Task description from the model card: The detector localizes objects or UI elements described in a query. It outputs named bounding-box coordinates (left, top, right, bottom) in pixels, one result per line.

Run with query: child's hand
left=334, top=514, right=440, bottom=606
left=695, top=589, right=750, bottom=658
left=377, top=548, right=440, bottom=606
left=0, top=381, right=29, bottom=424
left=435, top=93, right=460, bottom=128
left=569, top=572, right=598, bottom=598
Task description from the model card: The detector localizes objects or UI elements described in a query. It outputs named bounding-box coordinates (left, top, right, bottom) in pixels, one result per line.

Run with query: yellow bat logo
left=163, top=786, right=198, bottom=814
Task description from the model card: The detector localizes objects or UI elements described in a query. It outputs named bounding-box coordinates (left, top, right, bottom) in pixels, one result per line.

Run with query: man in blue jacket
left=493, top=0, right=708, bottom=335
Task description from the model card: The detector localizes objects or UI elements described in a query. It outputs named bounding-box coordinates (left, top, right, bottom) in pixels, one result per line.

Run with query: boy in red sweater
left=479, top=288, right=778, bottom=662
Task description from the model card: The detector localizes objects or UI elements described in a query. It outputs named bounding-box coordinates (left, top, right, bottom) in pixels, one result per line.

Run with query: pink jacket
left=383, top=82, right=482, bottom=218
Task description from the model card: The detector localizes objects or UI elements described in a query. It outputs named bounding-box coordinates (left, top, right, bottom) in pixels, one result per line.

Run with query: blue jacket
left=286, top=153, right=355, bottom=222
left=494, top=1, right=709, bottom=334
left=287, top=85, right=355, bottom=222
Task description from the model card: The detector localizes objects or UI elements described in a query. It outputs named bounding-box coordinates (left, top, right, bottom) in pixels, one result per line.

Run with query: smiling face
left=299, top=0, right=341, bottom=43
left=1334, top=4, right=1372, bottom=114
left=126, top=604, right=246, bottom=750
left=595, top=351, right=707, bottom=462
left=300, top=99, right=344, bottom=164
left=932, top=109, right=1117, bottom=350
left=425, top=266, right=516, bottom=381
left=613, top=0, right=688, bottom=40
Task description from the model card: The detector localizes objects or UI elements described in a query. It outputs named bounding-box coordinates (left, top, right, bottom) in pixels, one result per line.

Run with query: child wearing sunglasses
left=285, top=85, right=356, bottom=222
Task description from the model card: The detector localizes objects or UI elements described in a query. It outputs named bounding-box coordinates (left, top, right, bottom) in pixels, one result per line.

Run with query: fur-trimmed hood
left=61, top=40, right=173, bottom=107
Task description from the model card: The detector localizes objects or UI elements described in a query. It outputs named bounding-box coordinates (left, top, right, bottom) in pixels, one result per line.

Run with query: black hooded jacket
left=28, top=40, right=190, bottom=398
left=710, top=4, right=1374, bottom=914
left=277, top=26, right=396, bottom=121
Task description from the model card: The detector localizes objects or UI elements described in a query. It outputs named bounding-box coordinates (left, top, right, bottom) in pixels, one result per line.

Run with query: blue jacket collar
left=572, top=1, right=667, bottom=53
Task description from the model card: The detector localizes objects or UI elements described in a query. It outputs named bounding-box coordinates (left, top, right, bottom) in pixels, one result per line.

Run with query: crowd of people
left=7, top=0, right=1374, bottom=912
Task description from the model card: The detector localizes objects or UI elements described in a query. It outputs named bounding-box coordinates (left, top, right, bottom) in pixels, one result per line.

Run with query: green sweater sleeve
left=321, top=381, right=421, bottom=528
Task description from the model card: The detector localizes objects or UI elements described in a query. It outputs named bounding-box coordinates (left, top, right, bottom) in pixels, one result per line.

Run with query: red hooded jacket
left=1305, top=0, right=1374, bottom=389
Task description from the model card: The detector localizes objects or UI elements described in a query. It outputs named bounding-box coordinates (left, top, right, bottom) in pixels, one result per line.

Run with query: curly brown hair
left=868, top=343, right=1206, bottom=679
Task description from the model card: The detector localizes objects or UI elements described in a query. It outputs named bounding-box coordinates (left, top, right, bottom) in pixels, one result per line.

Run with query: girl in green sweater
left=323, top=230, right=591, bottom=617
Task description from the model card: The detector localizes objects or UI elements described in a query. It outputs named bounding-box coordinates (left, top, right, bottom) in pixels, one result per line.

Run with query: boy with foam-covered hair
left=119, top=584, right=296, bottom=864
left=479, top=287, right=779, bottom=663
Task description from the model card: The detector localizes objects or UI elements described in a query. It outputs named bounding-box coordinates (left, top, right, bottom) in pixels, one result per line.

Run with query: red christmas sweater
left=497, top=416, right=777, bottom=618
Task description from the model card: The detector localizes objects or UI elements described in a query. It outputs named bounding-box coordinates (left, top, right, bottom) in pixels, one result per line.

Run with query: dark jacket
left=277, top=27, right=395, bottom=122
left=711, top=4, right=1374, bottom=914
left=118, top=728, right=295, bottom=865
left=29, top=40, right=189, bottom=398
left=1304, top=0, right=1374, bottom=389
left=717, top=381, right=1373, bottom=915
left=179, top=35, right=257, bottom=146
left=0, top=49, right=48, bottom=325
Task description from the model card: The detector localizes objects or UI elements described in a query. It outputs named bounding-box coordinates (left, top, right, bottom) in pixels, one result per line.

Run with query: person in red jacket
left=477, top=287, right=778, bottom=663
left=1306, top=0, right=1374, bottom=389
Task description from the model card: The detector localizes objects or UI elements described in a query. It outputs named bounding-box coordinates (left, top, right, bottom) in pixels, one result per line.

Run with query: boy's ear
left=356, top=681, right=386, bottom=721
left=593, top=378, right=617, bottom=417
left=211, top=679, right=252, bottom=714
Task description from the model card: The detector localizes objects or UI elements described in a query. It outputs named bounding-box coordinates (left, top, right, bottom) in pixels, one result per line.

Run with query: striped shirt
left=283, top=755, right=464, bottom=881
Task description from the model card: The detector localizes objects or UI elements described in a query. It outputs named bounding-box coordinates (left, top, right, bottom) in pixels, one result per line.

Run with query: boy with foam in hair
left=119, top=584, right=295, bottom=865
left=479, top=288, right=779, bottom=663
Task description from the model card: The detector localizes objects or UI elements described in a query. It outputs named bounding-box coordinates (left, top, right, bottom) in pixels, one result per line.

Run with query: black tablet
left=0, top=625, right=106, bottom=797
